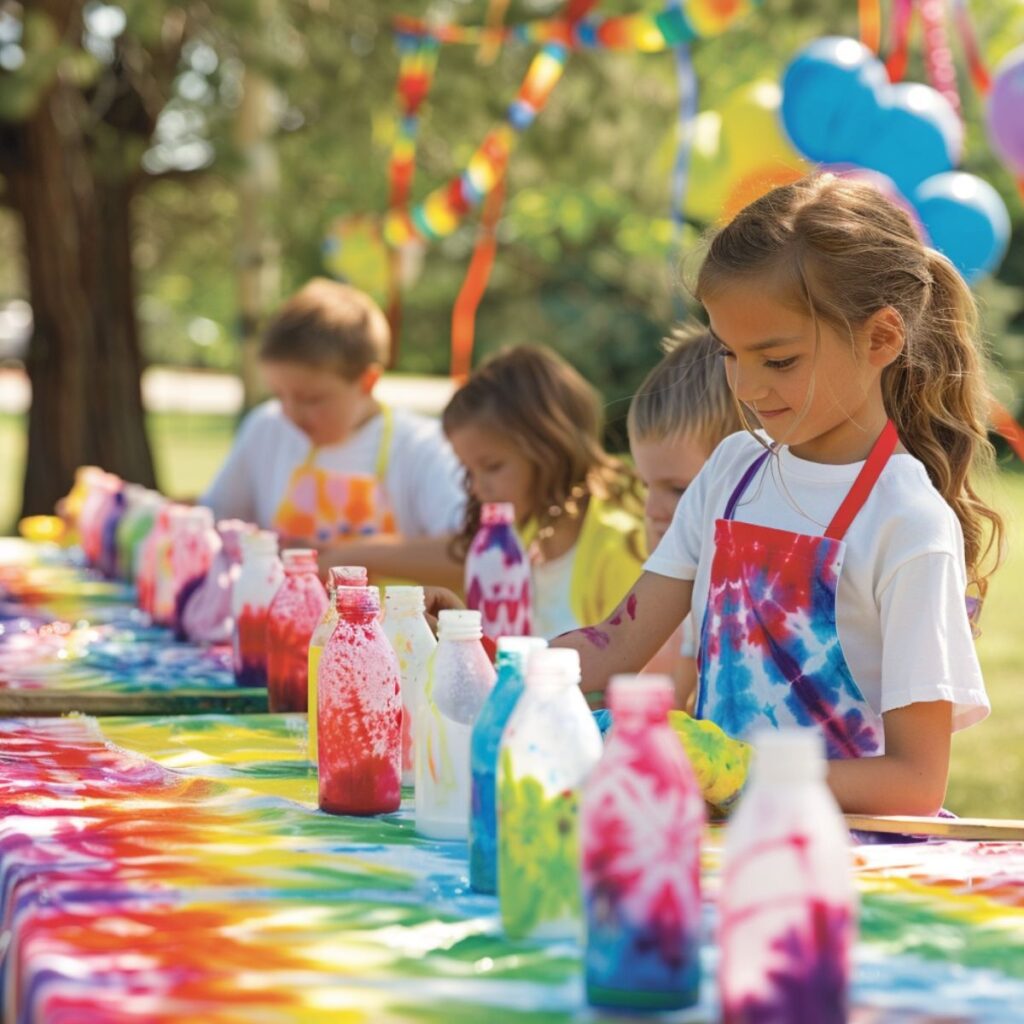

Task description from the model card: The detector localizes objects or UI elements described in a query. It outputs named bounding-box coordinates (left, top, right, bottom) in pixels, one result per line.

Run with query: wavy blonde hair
left=695, top=173, right=1004, bottom=595
left=442, top=345, right=645, bottom=561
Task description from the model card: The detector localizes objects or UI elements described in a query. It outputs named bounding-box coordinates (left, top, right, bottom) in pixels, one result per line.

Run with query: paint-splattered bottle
left=151, top=505, right=189, bottom=628
left=318, top=584, right=402, bottom=815
left=416, top=609, right=496, bottom=840
left=180, top=519, right=254, bottom=645
left=382, top=586, right=437, bottom=788
left=719, top=729, right=855, bottom=1024
left=231, top=530, right=284, bottom=688
left=114, top=486, right=159, bottom=582
left=308, top=565, right=368, bottom=760
left=266, top=548, right=328, bottom=712
left=170, top=506, right=221, bottom=641
left=581, top=674, right=704, bottom=1010
left=136, top=500, right=175, bottom=617
left=465, top=502, right=532, bottom=639
left=498, top=647, right=602, bottom=940
left=469, top=635, right=548, bottom=894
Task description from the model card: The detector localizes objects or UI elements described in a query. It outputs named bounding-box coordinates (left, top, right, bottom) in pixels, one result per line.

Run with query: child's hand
left=668, top=710, right=752, bottom=812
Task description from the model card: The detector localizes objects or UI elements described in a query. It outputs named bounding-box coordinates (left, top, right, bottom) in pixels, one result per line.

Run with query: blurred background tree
left=1, top=0, right=1022, bottom=512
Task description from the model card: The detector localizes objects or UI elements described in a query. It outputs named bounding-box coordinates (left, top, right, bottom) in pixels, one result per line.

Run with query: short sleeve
left=388, top=419, right=466, bottom=537
left=199, top=407, right=264, bottom=522
left=877, top=551, right=989, bottom=732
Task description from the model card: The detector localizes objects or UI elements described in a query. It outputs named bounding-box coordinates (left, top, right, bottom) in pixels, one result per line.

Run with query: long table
left=0, top=539, right=266, bottom=716
left=2, top=712, right=1022, bottom=1023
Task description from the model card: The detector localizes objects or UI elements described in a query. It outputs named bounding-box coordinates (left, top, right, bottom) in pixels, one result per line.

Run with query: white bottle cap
left=525, top=647, right=580, bottom=688
left=384, top=585, right=425, bottom=613
left=242, top=530, right=279, bottom=557
left=438, top=608, right=483, bottom=641
left=751, top=728, right=827, bottom=785
left=480, top=502, right=516, bottom=526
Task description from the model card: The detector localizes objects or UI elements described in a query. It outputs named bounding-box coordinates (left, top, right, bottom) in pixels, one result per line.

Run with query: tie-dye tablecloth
left=1, top=712, right=1022, bottom=1023
left=0, top=540, right=265, bottom=716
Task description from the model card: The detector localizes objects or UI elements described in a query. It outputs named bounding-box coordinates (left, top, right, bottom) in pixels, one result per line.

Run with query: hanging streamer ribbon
left=393, top=1, right=757, bottom=52
left=991, top=401, right=1024, bottom=466
left=886, top=0, right=916, bottom=82
left=951, top=0, right=991, bottom=94
left=384, top=43, right=570, bottom=247
left=670, top=41, right=698, bottom=248
left=858, top=0, right=882, bottom=54
left=919, top=0, right=961, bottom=115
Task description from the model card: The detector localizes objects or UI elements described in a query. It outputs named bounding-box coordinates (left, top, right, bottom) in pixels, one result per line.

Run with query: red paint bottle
left=266, top=549, right=328, bottom=712
left=318, top=585, right=402, bottom=816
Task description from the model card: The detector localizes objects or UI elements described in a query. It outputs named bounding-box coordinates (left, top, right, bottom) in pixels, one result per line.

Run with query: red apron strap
left=825, top=420, right=900, bottom=541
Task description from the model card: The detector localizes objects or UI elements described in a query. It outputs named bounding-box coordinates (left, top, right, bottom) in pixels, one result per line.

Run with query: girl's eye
left=716, top=347, right=735, bottom=360
left=764, top=356, right=798, bottom=371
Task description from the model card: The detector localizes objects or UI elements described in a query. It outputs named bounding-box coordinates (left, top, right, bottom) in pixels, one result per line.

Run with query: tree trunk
left=8, top=69, right=155, bottom=517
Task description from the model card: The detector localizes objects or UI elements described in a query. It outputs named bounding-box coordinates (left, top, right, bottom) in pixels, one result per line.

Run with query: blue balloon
left=781, top=37, right=888, bottom=163
left=858, top=83, right=963, bottom=197
left=913, top=173, right=1010, bottom=282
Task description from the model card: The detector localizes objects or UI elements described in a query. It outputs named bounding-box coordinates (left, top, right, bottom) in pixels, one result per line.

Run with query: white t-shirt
left=531, top=545, right=579, bottom=640
left=645, top=430, right=989, bottom=734
left=200, top=401, right=465, bottom=537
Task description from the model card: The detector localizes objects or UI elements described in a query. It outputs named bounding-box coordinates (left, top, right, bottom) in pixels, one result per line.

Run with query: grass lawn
left=0, top=411, right=1021, bottom=817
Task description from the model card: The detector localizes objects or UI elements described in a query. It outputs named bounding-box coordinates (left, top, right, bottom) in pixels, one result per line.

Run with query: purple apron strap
left=723, top=449, right=772, bottom=521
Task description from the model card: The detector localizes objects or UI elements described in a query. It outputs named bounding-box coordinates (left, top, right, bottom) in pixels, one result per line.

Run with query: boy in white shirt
left=201, top=278, right=464, bottom=584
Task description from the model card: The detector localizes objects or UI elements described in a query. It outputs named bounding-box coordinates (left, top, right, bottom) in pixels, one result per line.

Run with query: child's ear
left=864, top=307, right=905, bottom=369
left=358, top=364, right=383, bottom=395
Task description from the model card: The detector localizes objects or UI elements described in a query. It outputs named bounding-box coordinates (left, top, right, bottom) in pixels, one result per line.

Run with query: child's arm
left=826, top=700, right=953, bottom=815
left=315, top=534, right=464, bottom=591
left=552, top=571, right=693, bottom=695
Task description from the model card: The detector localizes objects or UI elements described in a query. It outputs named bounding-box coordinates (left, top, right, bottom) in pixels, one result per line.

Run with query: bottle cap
left=480, top=502, right=516, bottom=526
left=751, top=728, right=826, bottom=784
left=242, top=530, right=279, bottom=558
left=330, top=565, right=369, bottom=590
left=525, top=647, right=580, bottom=688
left=384, top=585, right=425, bottom=613
left=608, top=673, right=673, bottom=714
left=281, top=548, right=318, bottom=572
left=438, top=608, right=483, bottom=641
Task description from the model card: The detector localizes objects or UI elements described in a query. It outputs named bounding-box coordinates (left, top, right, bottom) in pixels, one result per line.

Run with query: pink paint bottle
left=318, top=585, right=402, bottom=815
left=719, top=729, right=856, bottom=1024
left=180, top=519, right=254, bottom=645
left=151, top=505, right=188, bottom=627
left=266, top=548, right=328, bottom=712
left=170, top=507, right=221, bottom=640
left=308, top=565, right=369, bottom=761
left=581, top=675, right=704, bottom=1010
left=231, top=530, right=284, bottom=687
left=465, top=502, right=532, bottom=639
left=136, top=499, right=172, bottom=616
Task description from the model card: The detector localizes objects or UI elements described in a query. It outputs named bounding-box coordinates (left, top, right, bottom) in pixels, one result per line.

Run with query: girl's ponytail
left=882, top=251, right=1004, bottom=595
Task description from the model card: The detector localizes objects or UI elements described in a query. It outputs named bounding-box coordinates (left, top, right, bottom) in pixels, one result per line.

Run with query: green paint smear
left=392, top=1002, right=578, bottom=1024
left=397, top=933, right=578, bottom=983
left=862, top=892, right=1024, bottom=978
left=498, top=749, right=581, bottom=939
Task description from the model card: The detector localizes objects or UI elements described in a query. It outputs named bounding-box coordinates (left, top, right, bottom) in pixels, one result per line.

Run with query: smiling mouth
left=756, top=408, right=788, bottom=419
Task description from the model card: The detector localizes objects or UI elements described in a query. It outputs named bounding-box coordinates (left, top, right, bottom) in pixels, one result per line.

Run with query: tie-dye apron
left=697, top=422, right=900, bottom=760
left=272, top=405, right=397, bottom=544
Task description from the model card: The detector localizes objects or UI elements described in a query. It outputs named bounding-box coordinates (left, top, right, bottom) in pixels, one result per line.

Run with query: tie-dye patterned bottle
left=498, top=648, right=602, bottom=940
left=469, top=635, right=547, bottom=894
left=465, top=502, right=532, bottom=639
left=266, top=549, right=328, bottom=712
left=318, top=585, right=402, bottom=815
left=308, top=566, right=369, bottom=760
left=416, top=610, right=495, bottom=840
left=231, top=531, right=284, bottom=687
left=382, top=586, right=437, bottom=788
left=180, top=520, right=254, bottom=645
left=719, top=729, right=855, bottom=1024
left=136, top=500, right=174, bottom=617
left=170, top=507, right=221, bottom=641
left=581, top=675, right=703, bottom=1010
left=151, top=505, right=188, bottom=628
left=114, top=486, right=157, bottom=582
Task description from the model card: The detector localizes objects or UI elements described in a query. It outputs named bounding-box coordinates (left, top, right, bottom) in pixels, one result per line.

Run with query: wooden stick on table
left=845, top=814, right=1024, bottom=841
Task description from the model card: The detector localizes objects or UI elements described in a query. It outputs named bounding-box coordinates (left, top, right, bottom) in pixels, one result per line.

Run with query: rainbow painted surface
left=2, top=712, right=1023, bottom=1022
left=0, top=540, right=254, bottom=710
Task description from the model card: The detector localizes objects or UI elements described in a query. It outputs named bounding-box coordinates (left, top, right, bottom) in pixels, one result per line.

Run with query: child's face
left=446, top=424, right=536, bottom=524
left=261, top=360, right=373, bottom=447
left=632, top=433, right=711, bottom=550
left=704, top=278, right=889, bottom=463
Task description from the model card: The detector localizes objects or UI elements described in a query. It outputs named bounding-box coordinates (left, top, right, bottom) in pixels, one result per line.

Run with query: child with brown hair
left=628, top=326, right=744, bottom=706
left=443, top=345, right=646, bottom=642
left=556, top=173, right=1003, bottom=815
left=201, top=279, right=464, bottom=554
